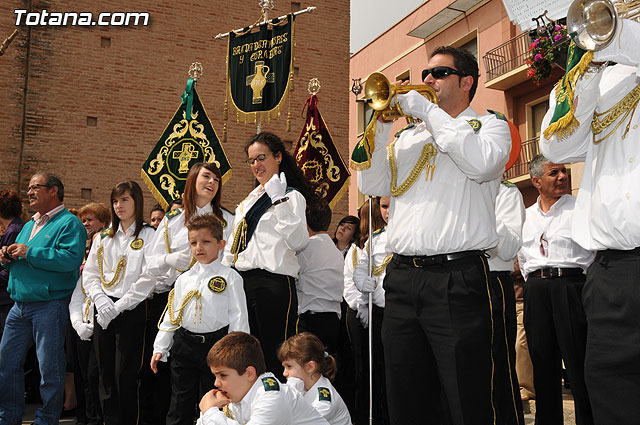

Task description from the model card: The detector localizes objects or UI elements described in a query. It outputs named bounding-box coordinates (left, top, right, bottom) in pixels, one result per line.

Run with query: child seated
left=151, top=214, right=249, bottom=425
left=197, top=332, right=329, bottom=425
left=279, top=333, right=351, bottom=425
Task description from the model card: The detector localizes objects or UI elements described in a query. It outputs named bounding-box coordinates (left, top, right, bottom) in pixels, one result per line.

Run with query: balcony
left=504, top=136, right=540, bottom=181
left=483, top=32, right=531, bottom=90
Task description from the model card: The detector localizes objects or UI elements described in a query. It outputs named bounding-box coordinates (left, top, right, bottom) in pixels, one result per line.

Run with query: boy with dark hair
left=152, top=214, right=249, bottom=425
left=295, top=200, right=344, bottom=355
left=197, top=331, right=328, bottom=424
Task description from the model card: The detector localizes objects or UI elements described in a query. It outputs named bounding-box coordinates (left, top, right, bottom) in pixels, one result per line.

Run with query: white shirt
left=196, top=372, right=329, bottom=425
left=540, top=63, right=640, bottom=250
left=83, top=223, right=156, bottom=312
left=353, top=229, right=389, bottom=308
left=147, top=205, right=234, bottom=293
left=287, top=376, right=351, bottom=425
left=487, top=182, right=526, bottom=272
left=518, top=195, right=596, bottom=280
left=295, top=233, right=344, bottom=317
left=153, top=261, right=249, bottom=360
left=69, top=275, right=94, bottom=326
left=357, top=106, right=510, bottom=255
left=342, top=244, right=360, bottom=311
left=29, top=204, right=65, bottom=240
left=222, top=186, right=309, bottom=277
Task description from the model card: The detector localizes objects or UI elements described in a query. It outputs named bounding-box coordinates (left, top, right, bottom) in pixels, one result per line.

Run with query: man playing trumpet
left=540, top=15, right=640, bottom=424
left=355, top=46, right=511, bottom=424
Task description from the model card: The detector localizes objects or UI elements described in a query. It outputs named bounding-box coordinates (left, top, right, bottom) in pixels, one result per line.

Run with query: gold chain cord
left=79, top=278, right=92, bottom=322
left=157, top=288, right=203, bottom=331
left=96, top=244, right=127, bottom=289
left=230, top=218, right=248, bottom=265
left=388, top=139, right=437, bottom=197
left=591, top=82, right=640, bottom=144
left=163, top=222, right=196, bottom=272
left=373, top=255, right=393, bottom=276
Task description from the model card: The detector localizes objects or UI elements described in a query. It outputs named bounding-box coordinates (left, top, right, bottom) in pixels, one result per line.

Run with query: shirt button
left=585, top=75, right=590, bottom=80
left=630, top=158, right=634, bottom=163
left=634, top=125, right=639, bottom=130
left=626, top=193, right=631, bottom=199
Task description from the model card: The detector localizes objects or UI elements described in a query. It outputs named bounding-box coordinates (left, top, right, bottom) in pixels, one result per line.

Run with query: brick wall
left=0, top=0, right=351, bottom=231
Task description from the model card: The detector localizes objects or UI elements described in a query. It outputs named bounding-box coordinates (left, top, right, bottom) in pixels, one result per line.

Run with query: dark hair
left=278, top=333, right=337, bottom=382
left=187, top=213, right=223, bottom=241
left=182, top=163, right=223, bottom=226
left=207, top=332, right=266, bottom=376
left=306, top=199, right=332, bottom=232
left=33, top=173, right=64, bottom=201
left=430, top=46, right=479, bottom=102
left=332, top=215, right=361, bottom=247
left=0, top=190, right=23, bottom=220
left=78, top=202, right=111, bottom=226
left=169, top=198, right=183, bottom=209
left=151, top=203, right=165, bottom=214
left=358, top=197, right=385, bottom=249
left=109, top=181, right=145, bottom=239
left=245, top=132, right=318, bottom=204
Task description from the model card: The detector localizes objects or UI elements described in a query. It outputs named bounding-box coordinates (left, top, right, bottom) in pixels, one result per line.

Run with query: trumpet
left=364, top=72, right=438, bottom=121
left=567, top=0, right=640, bottom=51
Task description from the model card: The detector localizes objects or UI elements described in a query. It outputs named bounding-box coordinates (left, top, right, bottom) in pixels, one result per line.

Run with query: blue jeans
left=0, top=296, right=70, bottom=425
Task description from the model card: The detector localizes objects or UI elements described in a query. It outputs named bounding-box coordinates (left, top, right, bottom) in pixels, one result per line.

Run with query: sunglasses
left=421, top=66, right=466, bottom=81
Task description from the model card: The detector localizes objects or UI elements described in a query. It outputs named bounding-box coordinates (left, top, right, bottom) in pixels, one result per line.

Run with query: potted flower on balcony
left=527, top=24, right=569, bottom=84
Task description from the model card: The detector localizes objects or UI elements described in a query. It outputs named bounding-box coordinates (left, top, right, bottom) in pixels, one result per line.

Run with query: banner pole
left=368, top=195, right=374, bottom=425
left=214, top=6, right=316, bottom=39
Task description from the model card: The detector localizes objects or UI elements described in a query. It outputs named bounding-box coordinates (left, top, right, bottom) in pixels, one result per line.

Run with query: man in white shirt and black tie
left=517, top=155, right=595, bottom=425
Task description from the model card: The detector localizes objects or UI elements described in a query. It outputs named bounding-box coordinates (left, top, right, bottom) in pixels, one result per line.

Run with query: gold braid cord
left=97, top=244, right=127, bottom=289
left=351, top=244, right=358, bottom=269
left=230, top=217, right=248, bottom=265
left=372, top=255, right=393, bottom=276
left=591, top=83, right=640, bottom=144
left=163, top=223, right=196, bottom=272
left=388, top=139, right=437, bottom=197
left=158, top=288, right=203, bottom=331
left=80, top=280, right=92, bottom=322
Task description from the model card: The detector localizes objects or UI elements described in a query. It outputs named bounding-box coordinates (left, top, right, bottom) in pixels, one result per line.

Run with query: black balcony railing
left=504, top=136, right=540, bottom=180
left=483, top=32, right=531, bottom=82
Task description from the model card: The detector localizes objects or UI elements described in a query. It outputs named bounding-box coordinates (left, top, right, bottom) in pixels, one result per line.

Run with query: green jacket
left=3, top=208, right=86, bottom=302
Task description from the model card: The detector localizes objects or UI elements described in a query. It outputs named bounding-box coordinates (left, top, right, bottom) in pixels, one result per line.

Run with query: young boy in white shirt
left=151, top=214, right=249, bottom=425
left=197, top=332, right=328, bottom=425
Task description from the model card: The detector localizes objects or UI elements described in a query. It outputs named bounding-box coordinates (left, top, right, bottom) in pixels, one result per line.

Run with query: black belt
left=529, top=267, right=583, bottom=279
left=395, top=251, right=483, bottom=268
left=177, top=325, right=228, bottom=344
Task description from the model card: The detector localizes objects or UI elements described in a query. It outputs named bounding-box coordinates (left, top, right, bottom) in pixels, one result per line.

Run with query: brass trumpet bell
left=568, top=0, right=640, bottom=51
left=364, top=72, right=438, bottom=120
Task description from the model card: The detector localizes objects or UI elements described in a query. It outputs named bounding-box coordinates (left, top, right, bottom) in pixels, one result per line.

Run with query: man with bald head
left=0, top=173, right=86, bottom=425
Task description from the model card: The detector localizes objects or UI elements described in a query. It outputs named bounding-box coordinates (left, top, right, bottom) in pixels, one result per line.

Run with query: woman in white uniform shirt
left=143, top=162, right=233, bottom=423
left=223, top=131, right=316, bottom=379
left=83, top=181, right=156, bottom=425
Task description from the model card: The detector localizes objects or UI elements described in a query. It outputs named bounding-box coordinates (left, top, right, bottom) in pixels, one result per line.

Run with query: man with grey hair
left=0, top=172, right=86, bottom=425
left=517, top=155, right=595, bottom=425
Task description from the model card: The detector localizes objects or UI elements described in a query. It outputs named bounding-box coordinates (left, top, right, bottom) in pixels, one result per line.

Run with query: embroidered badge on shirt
left=100, top=229, right=111, bottom=239
left=262, top=377, right=280, bottom=391
left=130, top=238, right=144, bottom=250
left=318, top=387, right=332, bottom=402
left=467, top=119, right=482, bottom=132
left=208, top=276, right=227, bottom=293
left=166, top=208, right=181, bottom=219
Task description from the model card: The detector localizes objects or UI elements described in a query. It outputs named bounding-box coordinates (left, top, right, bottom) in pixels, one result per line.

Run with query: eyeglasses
left=26, top=184, right=49, bottom=193
left=421, top=66, right=466, bottom=81
left=245, top=153, right=269, bottom=165
left=539, top=233, right=548, bottom=257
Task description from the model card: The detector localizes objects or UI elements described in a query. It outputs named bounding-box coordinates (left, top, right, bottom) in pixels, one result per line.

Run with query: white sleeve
left=115, top=229, right=157, bottom=312
left=357, top=121, right=393, bottom=196
left=82, top=236, right=106, bottom=301
left=490, top=185, right=526, bottom=262
left=342, top=245, right=359, bottom=310
left=425, top=110, right=511, bottom=182
left=197, top=408, right=239, bottom=425
left=275, top=190, right=309, bottom=252
left=153, top=292, right=175, bottom=360
left=227, top=271, right=250, bottom=333
left=69, top=276, right=86, bottom=325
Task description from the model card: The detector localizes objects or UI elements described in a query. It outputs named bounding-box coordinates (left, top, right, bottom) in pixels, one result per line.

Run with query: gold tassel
left=222, top=122, right=227, bottom=143
left=223, top=99, right=228, bottom=120
left=290, top=72, right=294, bottom=92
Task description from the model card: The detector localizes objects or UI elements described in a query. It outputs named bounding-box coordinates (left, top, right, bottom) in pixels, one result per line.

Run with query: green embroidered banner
left=141, top=81, right=232, bottom=210
left=226, top=15, right=294, bottom=123
left=294, top=95, right=350, bottom=209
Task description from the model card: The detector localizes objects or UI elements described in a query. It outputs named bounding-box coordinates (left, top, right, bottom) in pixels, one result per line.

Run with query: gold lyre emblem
left=208, top=276, right=227, bottom=294
left=172, top=143, right=199, bottom=174
left=246, top=61, right=275, bottom=104
left=130, top=238, right=144, bottom=250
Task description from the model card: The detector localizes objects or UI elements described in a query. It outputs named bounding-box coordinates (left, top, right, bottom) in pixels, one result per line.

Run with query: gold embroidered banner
left=293, top=95, right=350, bottom=209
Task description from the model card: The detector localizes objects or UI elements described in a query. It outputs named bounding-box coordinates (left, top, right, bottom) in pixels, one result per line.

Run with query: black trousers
left=333, top=301, right=357, bottom=423
left=75, top=336, right=102, bottom=425
left=93, top=301, right=146, bottom=425
left=297, top=310, right=340, bottom=355
left=583, top=249, right=640, bottom=424
left=166, top=326, right=228, bottom=425
left=240, top=269, right=297, bottom=382
left=140, top=291, right=171, bottom=425
left=524, top=275, right=593, bottom=425
left=346, top=305, right=369, bottom=425
left=489, top=271, right=524, bottom=425
left=382, top=253, right=494, bottom=425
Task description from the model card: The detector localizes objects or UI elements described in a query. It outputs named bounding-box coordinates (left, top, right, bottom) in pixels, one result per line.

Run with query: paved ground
left=22, top=387, right=577, bottom=424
